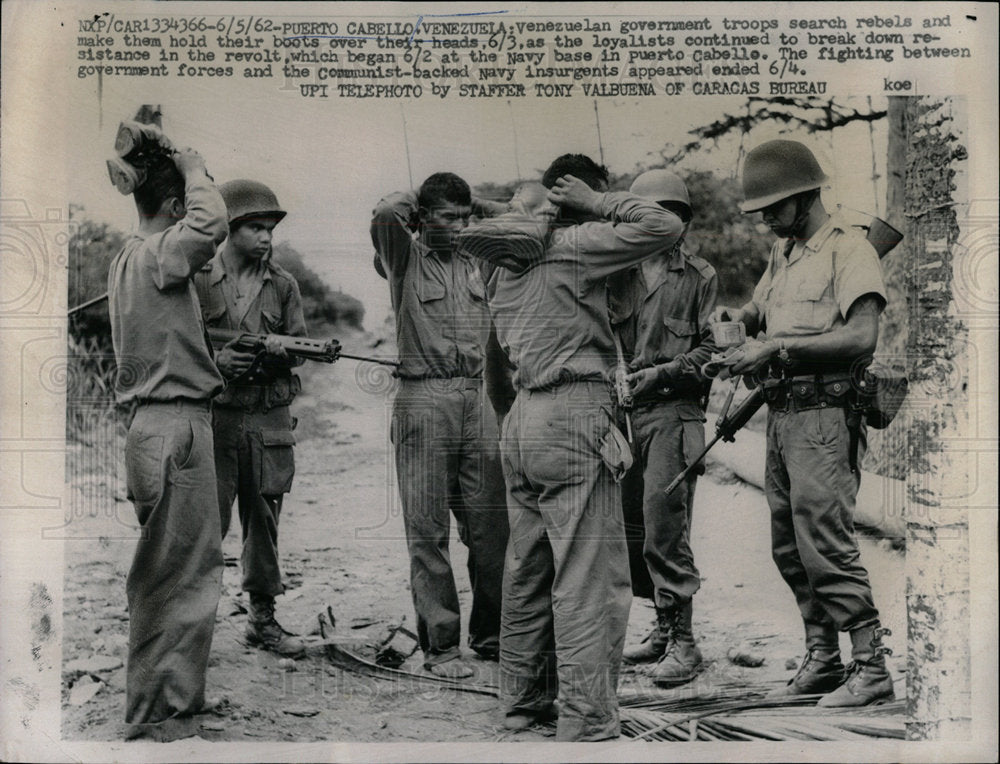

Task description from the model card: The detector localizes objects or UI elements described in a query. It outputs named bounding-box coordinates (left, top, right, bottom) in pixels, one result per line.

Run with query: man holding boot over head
left=721, top=139, right=894, bottom=707
left=107, top=128, right=228, bottom=740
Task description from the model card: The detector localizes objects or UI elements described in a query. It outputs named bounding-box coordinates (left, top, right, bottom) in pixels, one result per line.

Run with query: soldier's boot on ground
left=650, top=601, right=703, bottom=687
left=246, top=593, right=306, bottom=658
left=818, top=623, right=894, bottom=707
left=623, top=607, right=673, bottom=665
left=768, top=647, right=846, bottom=697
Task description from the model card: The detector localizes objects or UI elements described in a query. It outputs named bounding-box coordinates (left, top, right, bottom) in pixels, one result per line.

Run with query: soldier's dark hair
left=418, top=172, right=471, bottom=210
left=133, top=157, right=185, bottom=218
left=542, top=154, right=609, bottom=192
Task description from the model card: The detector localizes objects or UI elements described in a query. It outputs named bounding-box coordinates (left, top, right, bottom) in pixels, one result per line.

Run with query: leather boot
left=246, top=594, right=306, bottom=658
left=623, top=607, right=672, bottom=665
left=769, top=648, right=845, bottom=697
left=650, top=601, right=703, bottom=687
left=818, top=623, right=894, bottom=707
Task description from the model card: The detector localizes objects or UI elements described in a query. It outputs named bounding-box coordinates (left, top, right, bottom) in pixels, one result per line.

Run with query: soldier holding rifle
left=719, top=139, right=894, bottom=707
left=107, top=125, right=228, bottom=740
left=613, top=171, right=719, bottom=688
left=194, top=180, right=307, bottom=658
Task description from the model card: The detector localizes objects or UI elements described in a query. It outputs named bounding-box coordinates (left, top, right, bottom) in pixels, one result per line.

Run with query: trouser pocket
left=257, top=429, right=295, bottom=496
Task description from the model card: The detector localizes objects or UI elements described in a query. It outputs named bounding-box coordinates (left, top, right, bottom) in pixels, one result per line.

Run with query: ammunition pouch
left=218, top=374, right=301, bottom=413
left=763, top=375, right=853, bottom=413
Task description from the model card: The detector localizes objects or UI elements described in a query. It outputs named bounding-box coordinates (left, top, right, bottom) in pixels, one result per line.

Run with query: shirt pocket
left=416, top=278, right=446, bottom=303
left=661, top=316, right=697, bottom=358
left=261, top=309, right=283, bottom=334
left=786, top=276, right=831, bottom=333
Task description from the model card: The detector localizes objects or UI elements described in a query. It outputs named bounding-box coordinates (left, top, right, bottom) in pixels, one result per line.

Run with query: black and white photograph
left=1, top=2, right=997, bottom=761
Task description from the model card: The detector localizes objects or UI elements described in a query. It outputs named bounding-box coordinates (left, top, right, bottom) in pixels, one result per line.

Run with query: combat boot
left=818, top=623, right=894, bottom=707
left=623, top=607, right=672, bottom=665
left=769, top=648, right=845, bottom=697
left=246, top=594, right=306, bottom=658
left=650, top=601, right=703, bottom=687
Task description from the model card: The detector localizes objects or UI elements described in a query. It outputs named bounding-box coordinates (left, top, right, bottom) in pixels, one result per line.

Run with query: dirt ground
left=60, top=327, right=906, bottom=745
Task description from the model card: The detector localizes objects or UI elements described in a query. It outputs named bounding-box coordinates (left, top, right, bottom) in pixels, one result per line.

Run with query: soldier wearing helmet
left=719, top=139, right=894, bottom=706
left=612, top=170, right=719, bottom=687
left=194, top=179, right=308, bottom=658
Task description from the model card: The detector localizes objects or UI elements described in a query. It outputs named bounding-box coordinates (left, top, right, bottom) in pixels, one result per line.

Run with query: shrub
left=272, top=242, right=364, bottom=331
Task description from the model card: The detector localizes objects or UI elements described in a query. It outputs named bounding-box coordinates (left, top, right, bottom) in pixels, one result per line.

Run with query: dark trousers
left=499, top=383, right=632, bottom=742
left=213, top=405, right=295, bottom=597
left=124, top=401, right=223, bottom=738
left=391, top=378, right=508, bottom=664
left=628, top=401, right=704, bottom=610
left=765, top=406, right=880, bottom=642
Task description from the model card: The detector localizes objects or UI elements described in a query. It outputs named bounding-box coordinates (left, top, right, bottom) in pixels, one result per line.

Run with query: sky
left=64, top=54, right=890, bottom=329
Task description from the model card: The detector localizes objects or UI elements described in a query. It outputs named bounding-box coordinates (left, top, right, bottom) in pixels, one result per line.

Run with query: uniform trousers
left=213, top=404, right=295, bottom=597
left=123, top=401, right=223, bottom=739
left=499, top=381, right=632, bottom=741
left=629, top=400, right=704, bottom=610
left=765, top=405, right=880, bottom=644
left=391, top=378, right=508, bottom=664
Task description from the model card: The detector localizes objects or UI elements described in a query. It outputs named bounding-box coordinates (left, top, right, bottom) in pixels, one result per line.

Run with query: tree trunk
left=899, top=96, right=971, bottom=740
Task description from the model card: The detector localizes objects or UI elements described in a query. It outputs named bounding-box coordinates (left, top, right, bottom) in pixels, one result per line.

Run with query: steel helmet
left=630, top=169, right=691, bottom=220
left=739, top=140, right=828, bottom=213
left=219, top=179, right=287, bottom=225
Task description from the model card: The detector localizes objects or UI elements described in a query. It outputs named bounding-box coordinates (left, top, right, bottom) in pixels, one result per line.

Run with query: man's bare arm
left=730, top=294, right=882, bottom=375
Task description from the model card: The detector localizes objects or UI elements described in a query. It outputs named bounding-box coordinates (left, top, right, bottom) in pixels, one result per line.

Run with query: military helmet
left=739, top=140, right=828, bottom=213
left=219, top=179, right=286, bottom=225
left=630, top=169, right=691, bottom=220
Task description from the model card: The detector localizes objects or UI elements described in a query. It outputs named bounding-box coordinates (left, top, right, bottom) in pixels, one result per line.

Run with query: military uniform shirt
left=750, top=213, right=886, bottom=338
left=371, top=191, right=497, bottom=379
left=196, top=252, right=307, bottom=407
left=108, top=173, right=228, bottom=404
left=620, top=245, right=719, bottom=391
left=489, top=192, right=683, bottom=390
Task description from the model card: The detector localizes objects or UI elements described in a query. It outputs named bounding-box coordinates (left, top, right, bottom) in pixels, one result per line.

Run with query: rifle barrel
left=664, top=431, right=723, bottom=496
left=67, top=292, right=109, bottom=316
left=338, top=353, right=399, bottom=368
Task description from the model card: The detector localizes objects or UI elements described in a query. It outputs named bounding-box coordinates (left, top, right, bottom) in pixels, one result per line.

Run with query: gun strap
left=611, top=324, right=627, bottom=367
left=845, top=406, right=863, bottom=473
